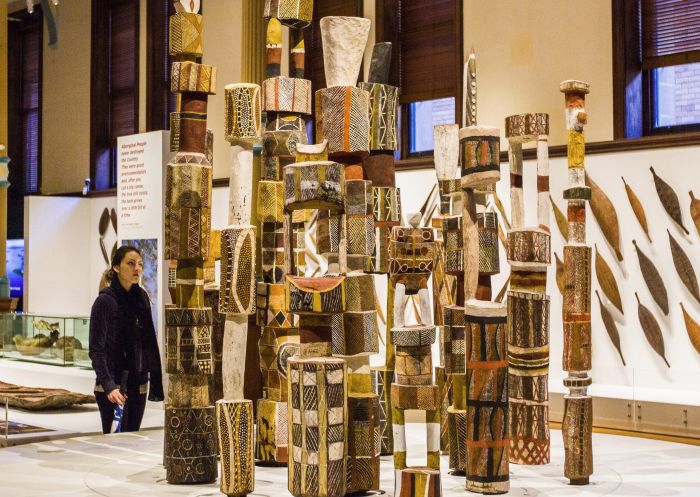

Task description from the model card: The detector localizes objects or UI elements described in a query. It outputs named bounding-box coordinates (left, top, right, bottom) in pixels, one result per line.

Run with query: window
left=91, top=0, right=139, bottom=190
left=377, top=0, right=463, bottom=158
left=147, top=0, right=178, bottom=131
left=8, top=9, right=42, bottom=194
left=407, top=97, right=455, bottom=154
left=8, top=7, right=43, bottom=240
left=614, top=0, right=700, bottom=137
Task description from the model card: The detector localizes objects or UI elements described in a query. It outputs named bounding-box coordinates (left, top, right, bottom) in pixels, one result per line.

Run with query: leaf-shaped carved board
left=98, top=208, right=110, bottom=237
left=495, top=276, right=510, bottom=304
left=555, top=252, right=564, bottom=295
left=110, top=208, right=118, bottom=233
left=585, top=172, right=623, bottom=261
left=549, top=194, right=568, bottom=242
left=651, top=166, right=689, bottom=235
left=492, top=191, right=511, bottom=231
left=595, top=244, right=623, bottom=314
left=690, top=191, right=700, bottom=238
left=596, top=290, right=625, bottom=365
left=668, top=230, right=700, bottom=304
left=680, top=303, right=700, bottom=356
left=635, top=293, right=670, bottom=367
left=622, top=177, right=651, bottom=243
left=632, top=240, right=669, bottom=316
left=99, top=239, right=109, bottom=266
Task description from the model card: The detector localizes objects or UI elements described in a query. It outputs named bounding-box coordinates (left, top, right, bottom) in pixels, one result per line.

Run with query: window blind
left=109, top=0, right=138, bottom=140
left=399, top=0, right=460, bottom=104
left=642, top=0, right=700, bottom=68
left=147, top=0, right=177, bottom=131
left=22, top=19, right=41, bottom=194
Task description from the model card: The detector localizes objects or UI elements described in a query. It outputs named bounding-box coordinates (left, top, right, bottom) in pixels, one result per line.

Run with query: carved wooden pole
left=458, top=50, right=509, bottom=492
left=284, top=160, right=348, bottom=497
left=389, top=213, right=442, bottom=496
left=505, top=112, right=551, bottom=466
left=460, top=124, right=508, bottom=493
left=560, top=79, right=593, bottom=485
left=214, top=83, right=260, bottom=496
left=220, top=84, right=259, bottom=403
left=164, top=1, right=217, bottom=484
left=363, top=42, right=403, bottom=457
left=256, top=3, right=313, bottom=464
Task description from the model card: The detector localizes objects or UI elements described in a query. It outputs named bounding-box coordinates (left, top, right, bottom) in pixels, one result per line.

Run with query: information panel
left=117, top=131, right=170, bottom=339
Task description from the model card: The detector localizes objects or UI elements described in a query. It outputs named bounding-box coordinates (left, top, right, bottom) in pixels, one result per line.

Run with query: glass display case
left=0, top=313, right=91, bottom=367
left=72, top=317, right=92, bottom=368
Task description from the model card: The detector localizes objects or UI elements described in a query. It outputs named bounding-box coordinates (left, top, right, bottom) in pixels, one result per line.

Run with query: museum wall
left=395, top=144, right=700, bottom=408
left=24, top=0, right=614, bottom=192
left=201, top=0, right=244, bottom=180
left=18, top=0, right=93, bottom=194
left=461, top=0, right=614, bottom=147
left=24, top=195, right=117, bottom=316
left=25, top=139, right=700, bottom=409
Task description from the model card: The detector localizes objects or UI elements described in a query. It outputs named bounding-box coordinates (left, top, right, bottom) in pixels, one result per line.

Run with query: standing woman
left=89, top=246, right=164, bottom=434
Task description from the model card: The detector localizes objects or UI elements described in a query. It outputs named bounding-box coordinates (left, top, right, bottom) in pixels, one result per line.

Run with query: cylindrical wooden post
left=465, top=302, right=509, bottom=494
left=505, top=113, right=552, bottom=466
left=164, top=406, right=217, bottom=484
left=164, top=3, right=217, bottom=484
left=560, top=79, right=594, bottom=485
left=216, top=400, right=254, bottom=496
left=287, top=357, right=348, bottom=497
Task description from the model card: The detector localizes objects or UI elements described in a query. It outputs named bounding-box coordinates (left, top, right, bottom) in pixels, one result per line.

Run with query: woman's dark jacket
left=89, top=277, right=164, bottom=401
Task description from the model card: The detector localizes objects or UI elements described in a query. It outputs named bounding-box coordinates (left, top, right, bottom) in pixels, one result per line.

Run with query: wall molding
left=50, top=131, right=700, bottom=196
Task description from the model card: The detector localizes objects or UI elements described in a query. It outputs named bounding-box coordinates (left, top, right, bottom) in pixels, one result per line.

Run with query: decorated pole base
left=507, top=290, right=551, bottom=466
left=256, top=399, right=289, bottom=464
left=562, top=393, right=593, bottom=485
left=394, top=467, right=442, bottom=497
left=216, top=400, right=254, bottom=496
left=465, top=300, right=509, bottom=494
left=346, top=393, right=381, bottom=493
left=287, top=357, right=348, bottom=497
left=164, top=406, right=218, bottom=484
left=447, top=407, right=467, bottom=474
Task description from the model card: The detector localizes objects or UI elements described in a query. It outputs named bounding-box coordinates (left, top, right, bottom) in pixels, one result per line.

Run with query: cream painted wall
left=202, top=0, right=243, bottom=179
left=463, top=0, right=614, bottom=146
left=27, top=0, right=614, bottom=190
left=38, top=0, right=92, bottom=194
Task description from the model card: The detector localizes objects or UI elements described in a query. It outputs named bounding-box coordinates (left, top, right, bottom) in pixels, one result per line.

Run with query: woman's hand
left=107, top=389, right=127, bottom=405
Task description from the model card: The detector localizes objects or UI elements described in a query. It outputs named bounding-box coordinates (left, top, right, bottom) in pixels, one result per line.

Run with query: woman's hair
left=99, top=267, right=112, bottom=291
left=109, top=245, right=142, bottom=279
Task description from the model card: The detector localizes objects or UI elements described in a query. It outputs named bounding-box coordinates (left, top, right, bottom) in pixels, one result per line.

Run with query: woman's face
left=114, top=251, right=143, bottom=286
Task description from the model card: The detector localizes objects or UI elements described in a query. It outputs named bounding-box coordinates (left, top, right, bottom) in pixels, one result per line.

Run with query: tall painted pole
left=560, top=79, right=593, bottom=485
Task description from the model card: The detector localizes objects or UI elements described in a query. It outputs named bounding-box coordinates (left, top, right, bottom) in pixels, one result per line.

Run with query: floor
left=1, top=403, right=164, bottom=446
left=1, top=425, right=699, bottom=496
